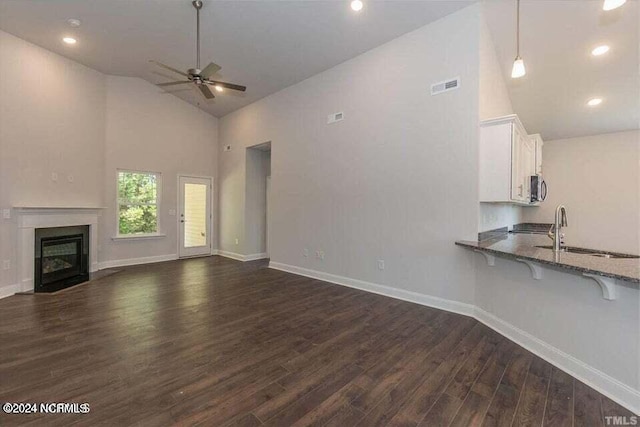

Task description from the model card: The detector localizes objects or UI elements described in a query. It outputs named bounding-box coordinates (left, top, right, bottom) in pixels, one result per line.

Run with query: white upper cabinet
left=529, top=133, right=544, bottom=175
left=479, top=115, right=539, bottom=205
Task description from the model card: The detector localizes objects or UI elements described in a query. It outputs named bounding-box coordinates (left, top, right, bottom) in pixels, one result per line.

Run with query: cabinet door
left=535, top=137, right=543, bottom=175
left=511, top=126, right=527, bottom=202
left=521, top=137, right=536, bottom=201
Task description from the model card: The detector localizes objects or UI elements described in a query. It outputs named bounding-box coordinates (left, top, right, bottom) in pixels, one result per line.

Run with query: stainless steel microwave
left=530, top=175, right=547, bottom=203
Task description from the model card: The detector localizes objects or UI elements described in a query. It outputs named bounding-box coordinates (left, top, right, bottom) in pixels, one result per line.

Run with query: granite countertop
left=456, top=233, right=640, bottom=284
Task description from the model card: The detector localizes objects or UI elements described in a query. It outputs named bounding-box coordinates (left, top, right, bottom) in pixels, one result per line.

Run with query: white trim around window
left=115, top=169, right=163, bottom=239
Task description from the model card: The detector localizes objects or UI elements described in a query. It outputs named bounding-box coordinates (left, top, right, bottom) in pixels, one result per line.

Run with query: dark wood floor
left=0, top=256, right=634, bottom=426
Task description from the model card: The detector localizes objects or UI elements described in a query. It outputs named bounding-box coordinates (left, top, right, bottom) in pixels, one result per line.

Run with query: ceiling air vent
left=431, top=77, right=460, bottom=96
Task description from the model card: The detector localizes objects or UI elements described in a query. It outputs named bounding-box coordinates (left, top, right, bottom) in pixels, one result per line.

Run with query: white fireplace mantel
left=16, top=207, right=104, bottom=292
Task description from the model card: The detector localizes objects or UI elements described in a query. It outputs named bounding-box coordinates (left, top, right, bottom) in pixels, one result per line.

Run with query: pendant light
left=603, top=0, right=626, bottom=11
left=511, top=0, right=526, bottom=79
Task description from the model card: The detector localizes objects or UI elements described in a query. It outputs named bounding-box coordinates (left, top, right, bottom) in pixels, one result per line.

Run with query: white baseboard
left=217, top=250, right=246, bottom=261
left=474, top=308, right=640, bottom=416
left=245, top=252, right=269, bottom=261
left=268, top=262, right=475, bottom=317
left=217, top=251, right=269, bottom=262
left=98, top=254, right=178, bottom=269
left=0, top=283, right=21, bottom=299
left=268, top=261, right=639, bottom=415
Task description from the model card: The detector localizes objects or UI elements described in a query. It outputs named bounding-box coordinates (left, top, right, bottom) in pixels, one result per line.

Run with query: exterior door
left=178, top=176, right=212, bottom=258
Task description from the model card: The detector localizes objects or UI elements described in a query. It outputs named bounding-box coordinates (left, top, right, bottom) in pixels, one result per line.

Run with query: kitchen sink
left=535, top=246, right=640, bottom=259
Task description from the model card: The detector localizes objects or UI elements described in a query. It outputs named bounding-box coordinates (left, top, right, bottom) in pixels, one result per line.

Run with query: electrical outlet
left=235, top=238, right=239, bottom=245
left=2, top=260, right=10, bottom=270
left=2, top=209, right=10, bottom=219
left=378, top=260, right=385, bottom=270
left=51, top=172, right=58, bottom=182
left=303, top=248, right=309, bottom=257
left=316, top=250, right=325, bottom=260
left=67, top=175, right=74, bottom=183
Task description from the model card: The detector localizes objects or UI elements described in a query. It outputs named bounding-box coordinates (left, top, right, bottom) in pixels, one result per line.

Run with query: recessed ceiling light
left=591, top=45, right=610, bottom=56
left=67, top=18, right=81, bottom=28
left=214, top=85, right=223, bottom=92
left=587, top=98, right=603, bottom=107
left=62, top=37, right=77, bottom=45
left=350, top=0, right=363, bottom=12
left=603, top=0, right=626, bottom=11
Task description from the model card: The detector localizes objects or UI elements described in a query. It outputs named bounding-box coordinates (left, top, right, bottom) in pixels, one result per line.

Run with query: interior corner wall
left=101, top=76, right=219, bottom=264
left=477, top=6, right=523, bottom=233
left=522, top=130, right=640, bottom=254
left=218, top=4, right=482, bottom=305
left=0, top=30, right=106, bottom=294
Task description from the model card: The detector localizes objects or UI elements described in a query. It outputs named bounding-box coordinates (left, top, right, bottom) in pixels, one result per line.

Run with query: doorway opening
left=246, top=142, right=271, bottom=259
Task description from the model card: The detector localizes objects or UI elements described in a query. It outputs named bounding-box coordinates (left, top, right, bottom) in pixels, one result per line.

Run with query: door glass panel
left=184, top=183, right=207, bottom=247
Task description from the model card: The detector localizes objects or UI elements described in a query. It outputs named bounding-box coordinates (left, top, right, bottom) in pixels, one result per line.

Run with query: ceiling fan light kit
left=150, top=0, right=246, bottom=100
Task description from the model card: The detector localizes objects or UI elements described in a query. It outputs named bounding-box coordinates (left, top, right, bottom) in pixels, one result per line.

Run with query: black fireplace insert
left=34, top=226, right=89, bottom=293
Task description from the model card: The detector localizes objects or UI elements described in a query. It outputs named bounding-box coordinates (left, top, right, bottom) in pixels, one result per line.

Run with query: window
left=117, top=170, right=160, bottom=235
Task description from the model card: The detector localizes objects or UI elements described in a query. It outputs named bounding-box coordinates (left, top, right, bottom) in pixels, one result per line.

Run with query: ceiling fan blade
left=157, top=81, right=191, bottom=87
left=206, top=80, right=247, bottom=92
left=200, top=62, right=222, bottom=79
left=149, top=60, right=189, bottom=77
left=198, top=84, right=215, bottom=99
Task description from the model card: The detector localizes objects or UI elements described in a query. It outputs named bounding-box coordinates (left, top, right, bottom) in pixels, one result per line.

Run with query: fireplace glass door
left=40, top=235, right=83, bottom=286
left=34, top=225, right=89, bottom=293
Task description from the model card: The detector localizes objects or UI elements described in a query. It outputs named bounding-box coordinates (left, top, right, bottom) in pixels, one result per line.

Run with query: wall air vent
left=327, top=112, right=344, bottom=124
left=431, top=77, right=460, bottom=96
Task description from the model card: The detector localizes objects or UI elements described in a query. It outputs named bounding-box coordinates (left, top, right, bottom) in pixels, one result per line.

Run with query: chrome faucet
left=548, top=204, right=568, bottom=252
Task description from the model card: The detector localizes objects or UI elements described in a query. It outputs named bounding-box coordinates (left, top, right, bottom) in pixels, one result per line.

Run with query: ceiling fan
left=150, top=0, right=246, bottom=99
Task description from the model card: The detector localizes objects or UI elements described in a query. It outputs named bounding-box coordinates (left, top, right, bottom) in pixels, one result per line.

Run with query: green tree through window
left=118, top=171, right=159, bottom=235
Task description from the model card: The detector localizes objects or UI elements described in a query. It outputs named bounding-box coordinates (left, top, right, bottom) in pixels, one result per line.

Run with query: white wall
left=474, top=252, right=639, bottom=412
left=523, top=130, right=640, bottom=254
left=219, top=5, right=481, bottom=304
left=0, top=30, right=106, bottom=292
left=0, top=30, right=219, bottom=293
left=477, top=12, right=523, bottom=233
left=101, top=76, right=218, bottom=264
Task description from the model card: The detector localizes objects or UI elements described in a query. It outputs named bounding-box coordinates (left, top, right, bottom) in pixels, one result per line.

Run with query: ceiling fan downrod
left=193, top=0, right=203, bottom=71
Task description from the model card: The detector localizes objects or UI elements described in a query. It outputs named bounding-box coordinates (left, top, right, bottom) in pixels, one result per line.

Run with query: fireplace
left=34, top=225, right=89, bottom=293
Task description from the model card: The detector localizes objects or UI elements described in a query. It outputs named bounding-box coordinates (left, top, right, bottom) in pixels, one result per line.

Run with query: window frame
left=115, top=169, right=163, bottom=238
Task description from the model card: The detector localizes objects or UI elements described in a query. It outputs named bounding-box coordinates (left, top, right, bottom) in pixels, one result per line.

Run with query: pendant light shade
left=603, top=0, right=627, bottom=11
left=511, top=56, right=526, bottom=78
left=511, top=0, right=526, bottom=79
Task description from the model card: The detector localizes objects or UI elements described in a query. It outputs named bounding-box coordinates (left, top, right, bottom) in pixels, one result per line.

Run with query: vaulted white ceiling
left=2, top=1, right=636, bottom=139
left=484, top=0, right=639, bottom=140
left=0, top=0, right=473, bottom=118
